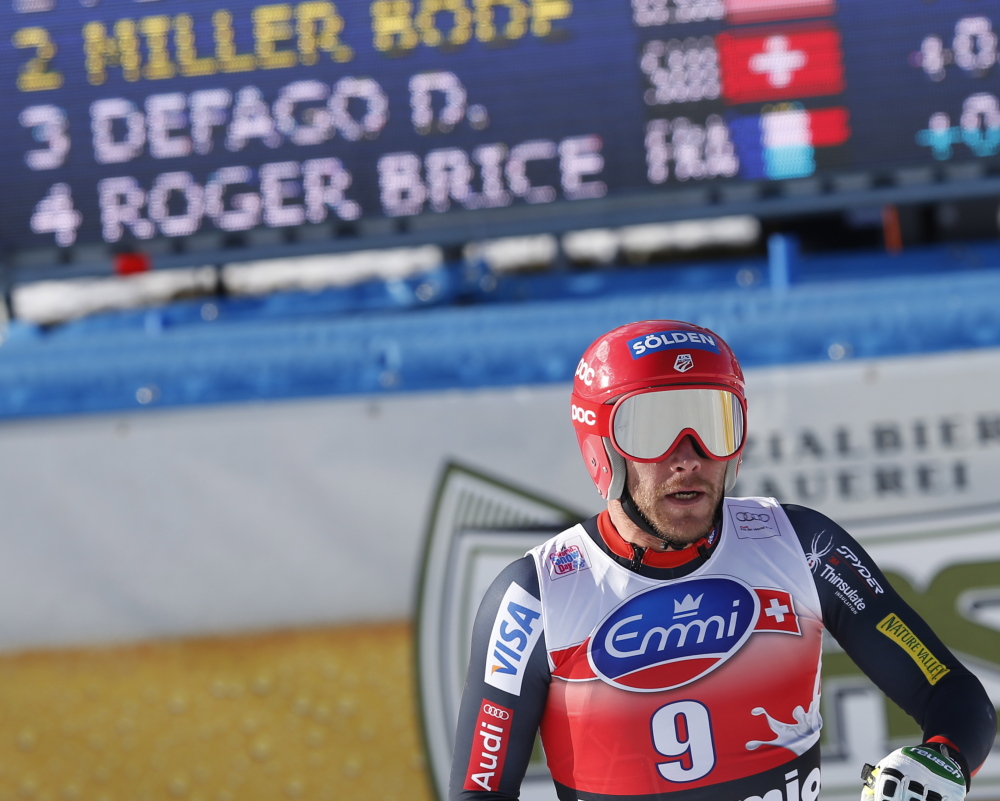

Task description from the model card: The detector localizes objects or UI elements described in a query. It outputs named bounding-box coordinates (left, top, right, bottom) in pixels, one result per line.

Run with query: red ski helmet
left=571, top=320, right=747, bottom=499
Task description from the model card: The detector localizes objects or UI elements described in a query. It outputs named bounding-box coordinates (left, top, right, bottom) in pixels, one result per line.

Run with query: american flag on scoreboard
left=726, top=0, right=836, bottom=26
left=717, top=26, right=845, bottom=104
left=729, top=105, right=850, bottom=180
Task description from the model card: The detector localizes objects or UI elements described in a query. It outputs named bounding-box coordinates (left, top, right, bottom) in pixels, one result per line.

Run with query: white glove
left=861, top=745, right=966, bottom=801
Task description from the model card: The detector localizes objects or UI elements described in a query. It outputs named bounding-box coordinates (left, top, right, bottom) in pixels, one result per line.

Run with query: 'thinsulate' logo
left=589, top=577, right=759, bottom=692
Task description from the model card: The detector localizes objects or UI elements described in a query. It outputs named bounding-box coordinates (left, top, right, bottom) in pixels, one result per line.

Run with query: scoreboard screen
left=3, top=0, right=1000, bottom=261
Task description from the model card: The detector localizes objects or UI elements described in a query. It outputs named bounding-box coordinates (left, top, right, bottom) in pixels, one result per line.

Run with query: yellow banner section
left=875, top=613, right=950, bottom=686
left=0, top=622, right=433, bottom=801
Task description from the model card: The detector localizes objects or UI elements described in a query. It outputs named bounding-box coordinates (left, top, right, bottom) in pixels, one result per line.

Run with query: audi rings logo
left=571, top=404, right=597, bottom=426
left=735, top=512, right=771, bottom=523
left=482, top=703, right=511, bottom=720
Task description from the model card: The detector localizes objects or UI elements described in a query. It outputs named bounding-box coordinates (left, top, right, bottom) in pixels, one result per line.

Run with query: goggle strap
left=570, top=393, right=612, bottom=436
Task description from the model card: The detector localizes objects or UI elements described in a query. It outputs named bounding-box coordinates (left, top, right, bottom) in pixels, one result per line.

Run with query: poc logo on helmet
left=575, top=359, right=596, bottom=386
left=571, top=404, right=597, bottom=426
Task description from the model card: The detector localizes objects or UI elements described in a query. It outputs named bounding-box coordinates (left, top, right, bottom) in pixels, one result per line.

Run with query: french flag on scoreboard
left=717, top=25, right=845, bottom=104
left=729, top=106, right=850, bottom=180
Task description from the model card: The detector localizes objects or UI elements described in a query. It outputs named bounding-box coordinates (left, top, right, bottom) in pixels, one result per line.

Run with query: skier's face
left=625, top=435, right=728, bottom=545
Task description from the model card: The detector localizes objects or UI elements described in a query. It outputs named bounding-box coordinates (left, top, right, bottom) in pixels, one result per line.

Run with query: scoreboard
left=3, top=0, right=1000, bottom=262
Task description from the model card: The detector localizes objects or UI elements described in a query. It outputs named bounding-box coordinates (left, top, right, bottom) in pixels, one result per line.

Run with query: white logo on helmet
left=674, top=354, right=694, bottom=372
left=575, top=359, right=596, bottom=386
left=571, top=405, right=597, bottom=426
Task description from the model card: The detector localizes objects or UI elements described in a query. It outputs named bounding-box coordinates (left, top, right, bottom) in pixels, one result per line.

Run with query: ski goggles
left=571, top=387, right=746, bottom=462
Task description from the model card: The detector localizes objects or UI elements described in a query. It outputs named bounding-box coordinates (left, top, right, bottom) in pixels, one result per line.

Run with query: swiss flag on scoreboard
left=717, top=25, right=845, bottom=104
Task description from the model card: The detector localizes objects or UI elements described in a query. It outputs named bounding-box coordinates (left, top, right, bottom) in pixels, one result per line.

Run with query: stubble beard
left=626, top=475, right=724, bottom=548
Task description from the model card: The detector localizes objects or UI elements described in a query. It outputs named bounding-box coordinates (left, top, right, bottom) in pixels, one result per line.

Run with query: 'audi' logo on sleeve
left=571, top=404, right=597, bottom=425
left=482, top=703, right=511, bottom=720
left=735, top=512, right=770, bottom=522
